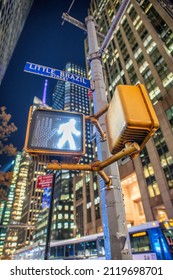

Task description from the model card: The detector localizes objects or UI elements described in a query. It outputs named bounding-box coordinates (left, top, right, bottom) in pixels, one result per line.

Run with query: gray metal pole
left=100, top=0, right=131, bottom=54
left=85, top=16, right=132, bottom=260
left=44, top=173, right=56, bottom=260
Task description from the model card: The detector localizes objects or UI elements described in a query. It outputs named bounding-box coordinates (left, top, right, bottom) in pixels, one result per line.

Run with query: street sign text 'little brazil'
left=24, top=62, right=91, bottom=89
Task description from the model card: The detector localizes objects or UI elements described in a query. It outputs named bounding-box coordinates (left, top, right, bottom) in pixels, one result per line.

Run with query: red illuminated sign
left=36, top=174, right=53, bottom=188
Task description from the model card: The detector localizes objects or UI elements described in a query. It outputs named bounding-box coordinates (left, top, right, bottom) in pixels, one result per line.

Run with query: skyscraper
left=86, top=0, right=173, bottom=224
left=0, top=0, right=34, bottom=85
left=14, top=97, right=51, bottom=249
left=0, top=152, right=21, bottom=256
left=1, top=96, right=51, bottom=258
left=50, top=62, right=100, bottom=240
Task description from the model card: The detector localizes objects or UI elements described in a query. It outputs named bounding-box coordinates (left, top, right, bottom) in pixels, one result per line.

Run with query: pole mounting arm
left=62, top=13, right=105, bottom=39
left=47, top=142, right=140, bottom=189
left=90, top=116, right=106, bottom=141
left=85, top=104, right=109, bottom=142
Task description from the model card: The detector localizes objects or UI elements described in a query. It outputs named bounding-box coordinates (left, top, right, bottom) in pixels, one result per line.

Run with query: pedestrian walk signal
left=24, top=107, right=85, bottom=156
left=105, top=84, right=159, bottom=155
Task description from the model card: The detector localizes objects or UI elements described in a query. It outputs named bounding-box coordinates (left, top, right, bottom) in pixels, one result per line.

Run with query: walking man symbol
left=57, top=119, right=81, bottom=150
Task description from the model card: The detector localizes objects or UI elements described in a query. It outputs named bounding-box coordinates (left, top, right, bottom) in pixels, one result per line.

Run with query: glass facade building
left=0, top=0, right=34, bottom=85
left=0, top=152, right=21, bottom=256
left=14, top=100, right=51, bottom=249
left=1, top=98, right=51, bottom=258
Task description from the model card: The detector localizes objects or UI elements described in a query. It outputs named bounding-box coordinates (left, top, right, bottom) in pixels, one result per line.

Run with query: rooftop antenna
left=61, top=0, right=75, bottom=26
left=42, top=79, right=48, bottom=105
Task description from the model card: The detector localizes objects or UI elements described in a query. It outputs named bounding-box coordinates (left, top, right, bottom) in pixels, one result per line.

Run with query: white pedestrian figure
left=57, top=118, right=80, bottom=150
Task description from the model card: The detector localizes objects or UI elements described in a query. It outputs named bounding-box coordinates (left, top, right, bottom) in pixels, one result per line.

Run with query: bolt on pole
left=85, top=15, right=132, bottom=260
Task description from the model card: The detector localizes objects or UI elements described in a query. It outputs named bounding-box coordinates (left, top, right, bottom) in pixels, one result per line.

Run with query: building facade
left=14, top=98, right=52, bottom=249
left=86, top=0, right=173, bottom=225
left=0, top=0, right=34, bottom=85
left=0, top=152, right=21, bottom=256
left=1, top=97, right=51, bottom=258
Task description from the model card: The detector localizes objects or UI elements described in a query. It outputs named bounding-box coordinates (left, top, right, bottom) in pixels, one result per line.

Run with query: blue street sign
left=24, top=62, right=91, bottom=89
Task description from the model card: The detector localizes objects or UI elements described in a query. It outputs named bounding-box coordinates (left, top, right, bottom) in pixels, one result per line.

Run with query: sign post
left=44, top=172, right=56, bottom=260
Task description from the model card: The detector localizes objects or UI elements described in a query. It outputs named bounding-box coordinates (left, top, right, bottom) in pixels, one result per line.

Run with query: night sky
left=0, top=0, right=91, bottom=168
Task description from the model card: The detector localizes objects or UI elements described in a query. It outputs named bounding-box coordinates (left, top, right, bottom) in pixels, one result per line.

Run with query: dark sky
left=0, top=0, right=91, bottom=168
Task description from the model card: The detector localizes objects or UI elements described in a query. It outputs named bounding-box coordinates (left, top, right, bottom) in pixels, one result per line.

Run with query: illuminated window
left=166, top=106, right=173, bottom=131
left=64, top=205, right=69, bottom=211
left=58, top=213, right=63, bottom=219
left=140, top=147, right=160, bottom=197
left=64, top=214, right=69, bottom=220
left=64, top=223, right=68, bottom=228
left=153, top=129, right=173, bottom=189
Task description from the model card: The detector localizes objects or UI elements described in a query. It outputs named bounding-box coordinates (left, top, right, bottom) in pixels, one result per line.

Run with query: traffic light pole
left=85, top=16, right=131, bottom=260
